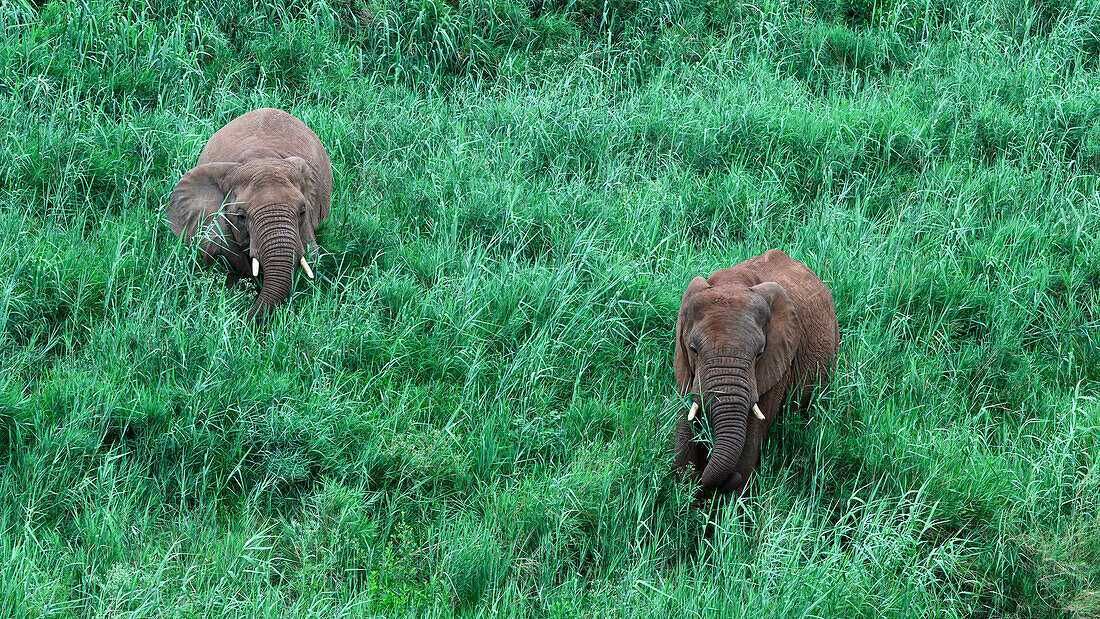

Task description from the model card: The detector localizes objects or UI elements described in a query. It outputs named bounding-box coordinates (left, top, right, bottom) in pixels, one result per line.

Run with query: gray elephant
left=167, top=108, right=332, bottom=321
left=673, top=249, right=839, bottom=497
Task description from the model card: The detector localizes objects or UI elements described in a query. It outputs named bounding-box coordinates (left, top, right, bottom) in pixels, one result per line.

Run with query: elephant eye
left=688, top=344, right=698, bottom=355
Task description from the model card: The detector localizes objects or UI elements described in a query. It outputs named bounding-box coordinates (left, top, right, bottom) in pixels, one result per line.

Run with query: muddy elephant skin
left=673, top=249, right=838, bottom=497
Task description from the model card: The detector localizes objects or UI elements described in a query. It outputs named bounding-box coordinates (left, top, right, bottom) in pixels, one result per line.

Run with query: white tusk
left=753, top=403, right=765, bottom=420
left=251, top=258, right=260, bottom=277
left=687, top=401, right=698, bottom=422
left=299, top=257, right=314, bottom=279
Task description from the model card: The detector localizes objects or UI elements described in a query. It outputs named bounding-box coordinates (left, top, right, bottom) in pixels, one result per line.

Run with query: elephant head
left=167, top=156, right=321, bottom=321
left=674, top=276, right=801, bottom=493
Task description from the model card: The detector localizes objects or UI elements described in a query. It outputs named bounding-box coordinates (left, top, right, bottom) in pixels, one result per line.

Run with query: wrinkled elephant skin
left=673, top=249, right=838, bottom=498
left=166, top=108, right=331, bottom=321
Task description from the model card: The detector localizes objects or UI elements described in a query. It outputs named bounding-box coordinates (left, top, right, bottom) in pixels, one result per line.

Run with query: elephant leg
left=226, top=272, right=251, bottom=291
left=783, top=378, right=816, bottom=416
left=674, top=413, right=709, bottom=482
left=787, top=357, right=833, bottom=414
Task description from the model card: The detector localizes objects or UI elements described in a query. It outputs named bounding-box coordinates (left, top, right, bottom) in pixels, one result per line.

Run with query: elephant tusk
left=753, top=403, right=765, bottom=421
left=251, top=258, right=260, bottom=277
left=299, top=257, right=314, bottom=279
left=687, top=401, right=698, bottom=422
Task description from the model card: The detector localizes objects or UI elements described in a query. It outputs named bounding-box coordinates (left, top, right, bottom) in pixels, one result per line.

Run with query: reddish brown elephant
left=167, top=108, right=331, bottom=321
left=673, top=249, right=838, bottom=496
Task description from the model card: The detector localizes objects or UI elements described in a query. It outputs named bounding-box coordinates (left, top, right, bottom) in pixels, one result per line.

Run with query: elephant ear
left=285, top=156, right=325, bottom=255
left=674, top=276, right=711, bottom=398
left=751, top=281, right=801, bottom=396
left=166, top=162, right=239, bottom=256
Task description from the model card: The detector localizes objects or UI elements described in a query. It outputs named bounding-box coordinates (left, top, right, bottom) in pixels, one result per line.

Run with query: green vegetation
left=1, top=0, right=1099, bottom=615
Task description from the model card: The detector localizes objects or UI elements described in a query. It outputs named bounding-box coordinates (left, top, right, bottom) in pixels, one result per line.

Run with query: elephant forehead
left=693, top=306, right=765, bottom=339
left=701, top=312, right=764, bottom=340
left=237, top=166, right=296, bottom=187
left=233, top=175, right=304, bottom=205
left=697, top=287, right=768, bottom=316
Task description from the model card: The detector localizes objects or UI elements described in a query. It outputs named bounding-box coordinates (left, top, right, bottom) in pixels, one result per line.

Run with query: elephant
left=673, top=249, right=838, bottom=497
left=166, top=108, right=331, bottom=321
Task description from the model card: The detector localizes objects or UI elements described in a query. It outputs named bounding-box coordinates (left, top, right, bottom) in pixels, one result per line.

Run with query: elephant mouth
left=685, top=390, right=766, bottom=495
left=717, top=472, right=744, bottom=494
left=687, top=398, right=764, bottom=422
left=250, top=255, right=315, bottom=280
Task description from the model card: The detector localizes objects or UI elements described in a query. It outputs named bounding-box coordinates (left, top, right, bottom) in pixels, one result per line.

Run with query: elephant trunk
left=698, top=354, right=753, bottom=492
left=247, top=206, right=299, bottom=322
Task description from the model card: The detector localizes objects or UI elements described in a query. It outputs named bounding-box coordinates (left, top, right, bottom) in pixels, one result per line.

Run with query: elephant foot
left=225, top=273, right=254, bottom=291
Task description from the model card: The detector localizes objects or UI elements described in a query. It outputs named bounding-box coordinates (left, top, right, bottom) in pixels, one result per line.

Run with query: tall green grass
left=0, top=0, right=1098, bottom=615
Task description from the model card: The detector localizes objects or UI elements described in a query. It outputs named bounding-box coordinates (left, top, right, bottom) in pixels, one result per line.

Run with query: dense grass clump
left=1, top=0, right=1099, bottom=615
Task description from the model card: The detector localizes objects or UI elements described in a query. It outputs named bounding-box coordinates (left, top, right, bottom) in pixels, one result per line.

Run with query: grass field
left=1, top=0, right=1099, bottom=615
